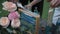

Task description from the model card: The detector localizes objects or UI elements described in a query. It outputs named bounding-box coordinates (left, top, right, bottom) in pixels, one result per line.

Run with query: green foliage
left=0, top=0, right=9, bottom=17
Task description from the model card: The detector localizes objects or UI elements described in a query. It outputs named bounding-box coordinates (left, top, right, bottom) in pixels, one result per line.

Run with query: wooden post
left=35, top=15, right=40, bottom=34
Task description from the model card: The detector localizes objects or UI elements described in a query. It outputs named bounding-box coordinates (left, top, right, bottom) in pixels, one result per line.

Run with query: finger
left=55, top=0, right=60, bottom=7
left=50, top=0, right=58, bottom=8
left=24, top=5, right=31, bottom=10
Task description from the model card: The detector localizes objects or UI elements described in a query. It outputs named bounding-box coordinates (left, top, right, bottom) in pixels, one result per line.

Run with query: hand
left=50, top=0, right=60, bottom=8
left=25, top=4, right=32, bottom=10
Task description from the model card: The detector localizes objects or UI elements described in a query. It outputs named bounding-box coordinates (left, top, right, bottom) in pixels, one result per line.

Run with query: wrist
left=28, top=3, right=33, bottom=7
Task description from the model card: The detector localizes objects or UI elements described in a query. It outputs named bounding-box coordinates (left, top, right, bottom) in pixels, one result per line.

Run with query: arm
left=25, top=0, right=41, bottom=9
left=29, top=0, right=41, bottom=6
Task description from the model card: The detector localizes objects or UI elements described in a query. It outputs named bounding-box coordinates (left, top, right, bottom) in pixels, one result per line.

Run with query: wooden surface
left=35, top=16, right=40, bottom=34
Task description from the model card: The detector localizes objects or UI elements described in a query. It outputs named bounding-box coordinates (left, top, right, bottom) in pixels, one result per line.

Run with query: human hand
left=50, top=0, right=60, bottom=8
left=25, top=4, right=32, bottom=10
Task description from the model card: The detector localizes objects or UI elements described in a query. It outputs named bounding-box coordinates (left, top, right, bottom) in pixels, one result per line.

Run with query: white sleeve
left=52, top=7, right=60, bottom=25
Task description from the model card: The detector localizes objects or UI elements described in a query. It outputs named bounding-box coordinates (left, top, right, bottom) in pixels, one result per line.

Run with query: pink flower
left=8, top=11, right=20, bottom=20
